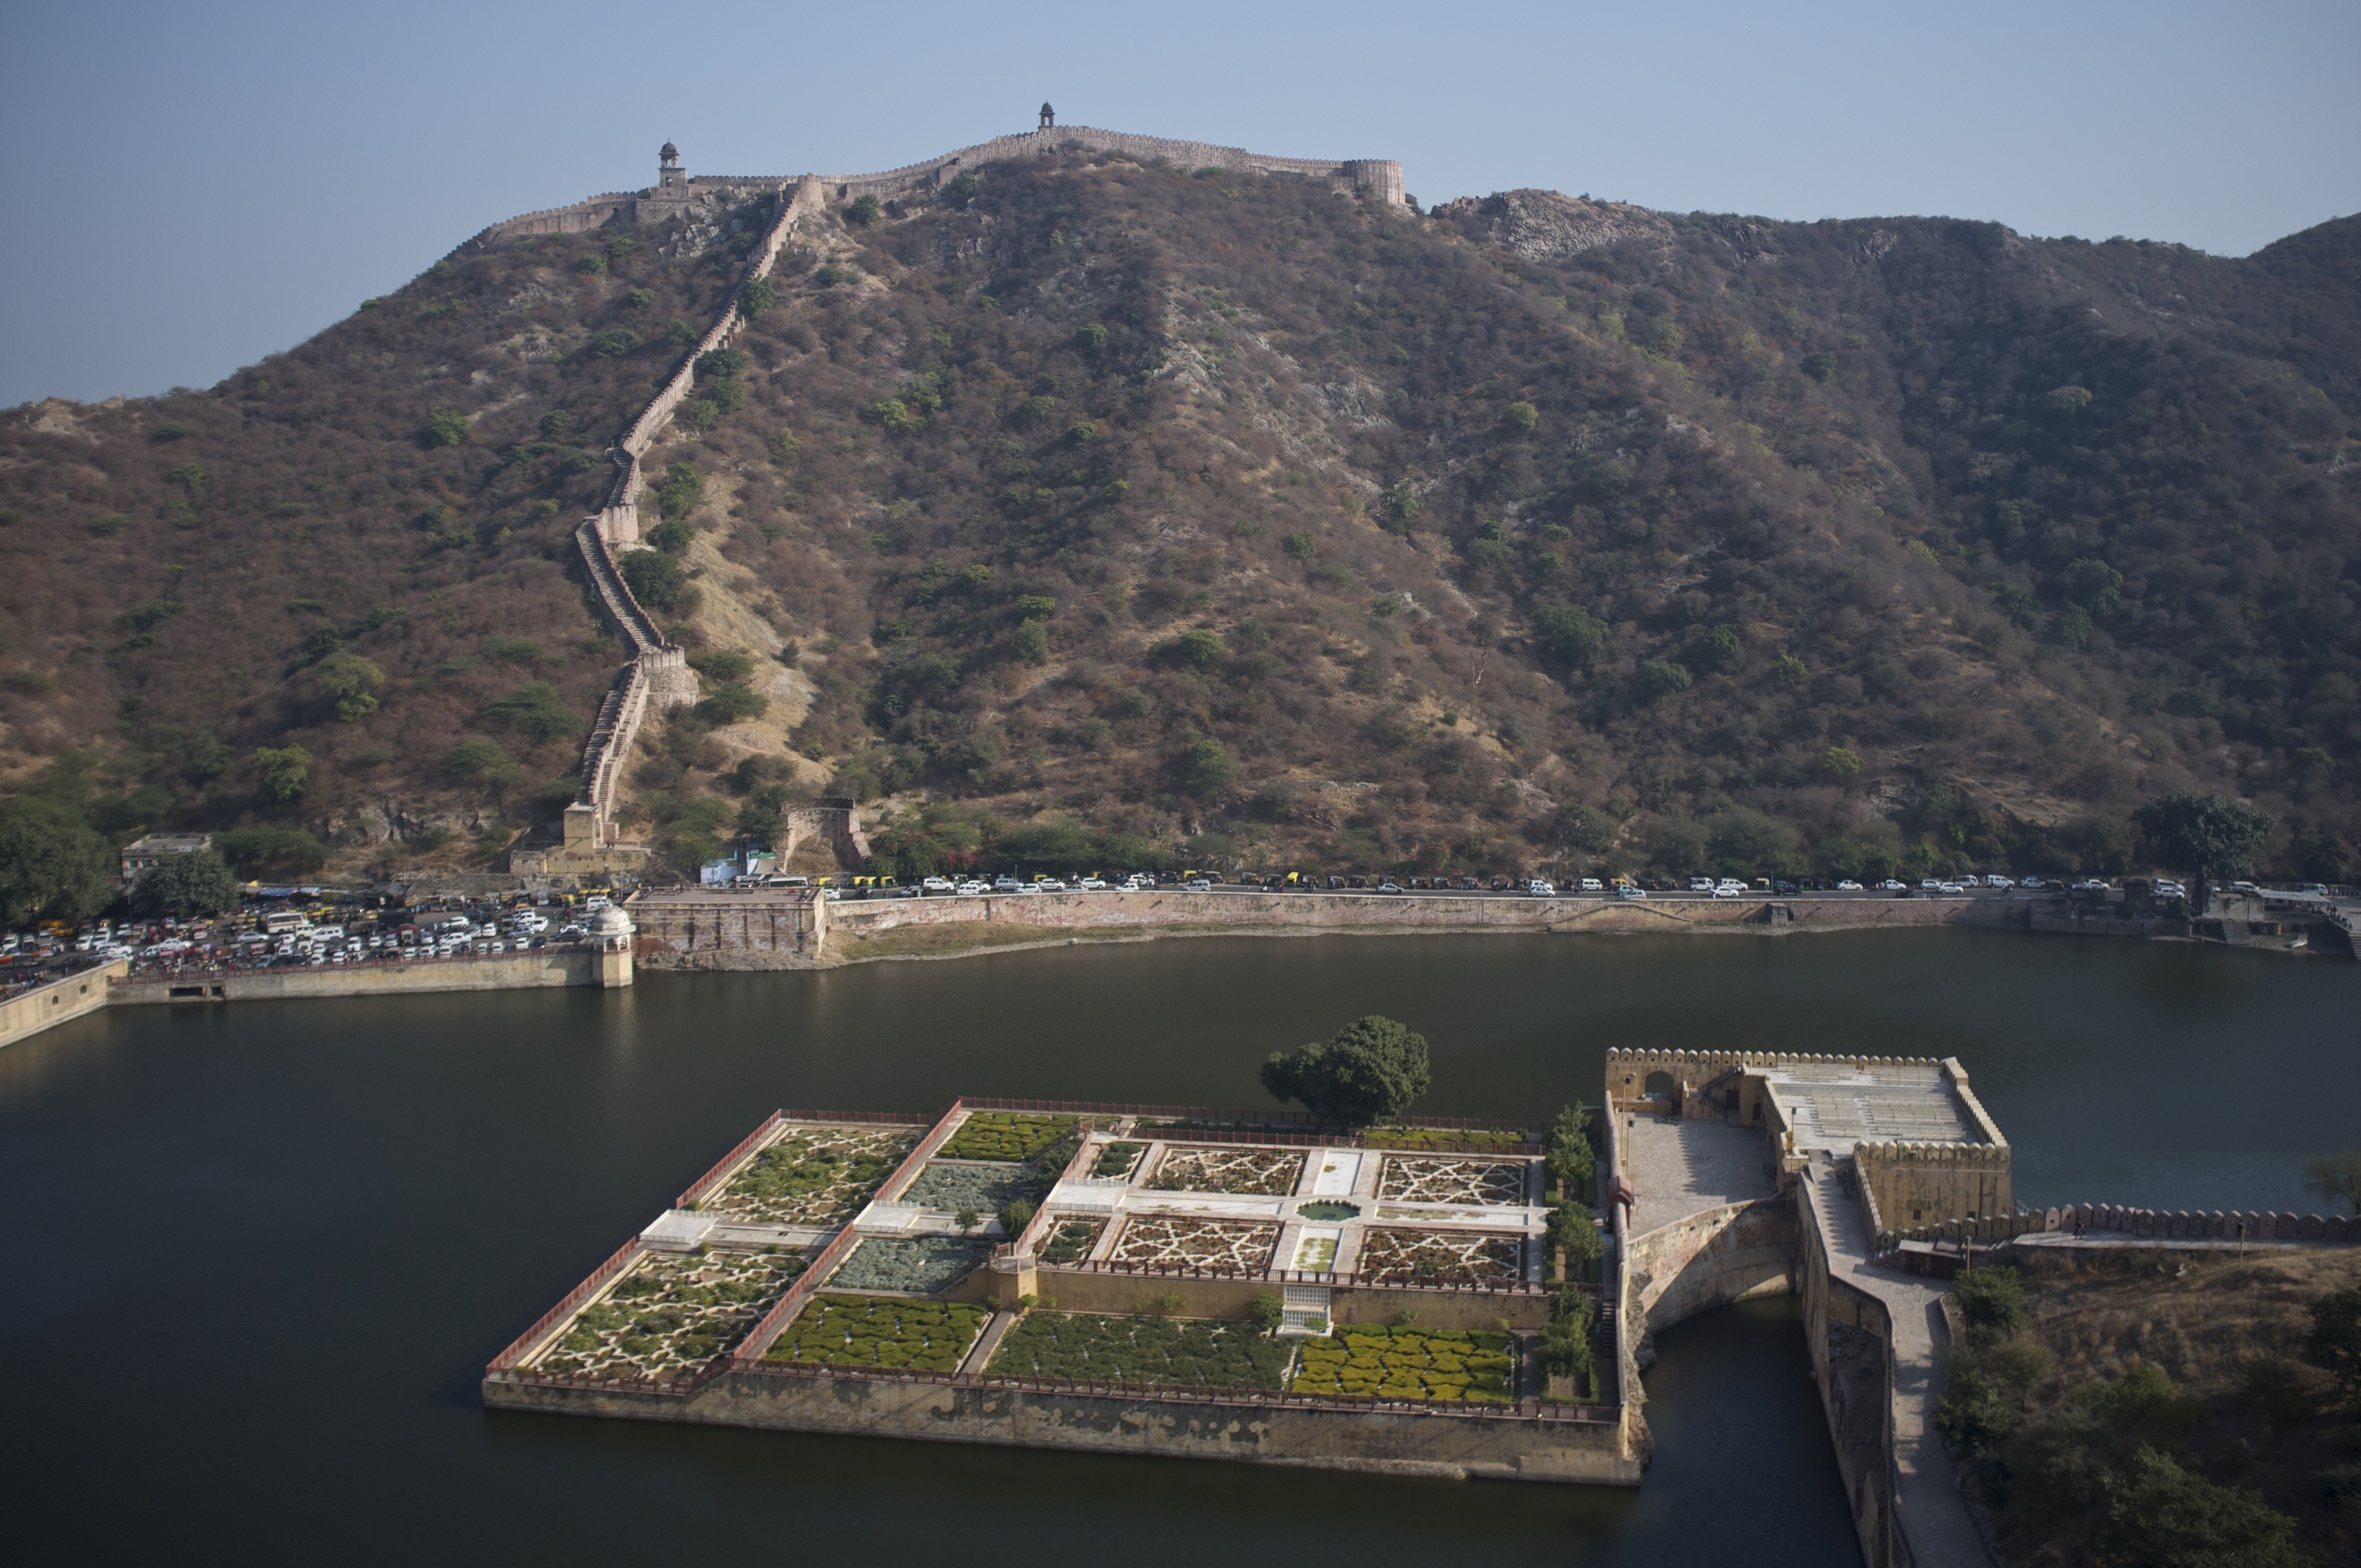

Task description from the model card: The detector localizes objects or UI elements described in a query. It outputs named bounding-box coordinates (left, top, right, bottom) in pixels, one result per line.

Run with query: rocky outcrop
left=1431, top=190, right=1674, bottom=264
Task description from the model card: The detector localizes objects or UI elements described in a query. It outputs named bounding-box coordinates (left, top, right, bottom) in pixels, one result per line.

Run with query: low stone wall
left=482, top=1366, right=1636, bottom=1483
left=1018, top=1267, right=1557, bottom=1331
left=0, top=959, right=127, bottom=1050
left=110, top=951, right=607, bottom=1004
left=1626, top=1199, right=1799, bottom=1332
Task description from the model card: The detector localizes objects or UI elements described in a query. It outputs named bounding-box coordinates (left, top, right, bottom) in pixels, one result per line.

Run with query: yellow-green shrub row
left=938, top=1113, right=1077, bottom=1162
left=1287, top=1326, right=1516, bottom=1403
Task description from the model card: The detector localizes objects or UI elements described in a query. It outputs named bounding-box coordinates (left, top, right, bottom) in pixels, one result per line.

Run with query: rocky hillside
left=2, top=148, right=2355, bottom=890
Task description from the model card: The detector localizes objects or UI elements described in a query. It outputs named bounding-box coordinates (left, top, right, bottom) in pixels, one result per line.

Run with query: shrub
left=846, top=194, right=883, bottom=226
left=645, top=518, right=694, bottom=556
left=1635, top=659, right=1693, bottom=703
left=313, top=654, right=383, bottom=721
left=215, top=824, right=328, bottom=876
left=697, top=683, right=768, bottom=724
left=251, top=745, right=312, bottom=803
left=1531, top=606, right=1607, bottom=665
left=1952, top=1266, right=2028, bottom=1340
left=739, top=276, right=778, bottom=318
left=621, top=549, right=688, bottom=613
left=485, top=683, right=581, bottom=744
left=587, top=328, right=640, bottom=358
left=998, top=1199, right=1035, bottom=1236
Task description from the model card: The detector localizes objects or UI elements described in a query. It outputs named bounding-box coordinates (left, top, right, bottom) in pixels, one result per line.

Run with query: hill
left=1, top=139, right=2355, bottom=899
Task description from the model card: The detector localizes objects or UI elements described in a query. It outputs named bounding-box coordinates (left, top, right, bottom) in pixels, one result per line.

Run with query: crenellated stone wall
left=1856, top=1140, right=2012, bottom=1232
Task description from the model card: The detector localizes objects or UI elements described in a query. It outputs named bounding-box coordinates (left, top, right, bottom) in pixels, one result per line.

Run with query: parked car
left=920, top=876, right=955, bottom=893
left=1076, top=877, right=1109, bottom=891
left=1034, top=879, right=1068, bottom=893
left=992, top=875, right=1022, bottom=891
left=1181, top=876, right=1213, bottom=891
left=1526, top=879, right=1555, bottom=896
left=1774, top=881, right=1799, bottom=896
left=1376, top=880, right=1403, bottom=894
left=1687, top=878, right=1715, bottom=892
left=1879, top=879, right=1907, bottom=891
left=955, top=880, right=988, bottom=895
left=1578, top=878, right=1604, bottom=892
left=1835, top=880, right=1863, bottom=891
left=1617, top=883, right=1647, bottom=900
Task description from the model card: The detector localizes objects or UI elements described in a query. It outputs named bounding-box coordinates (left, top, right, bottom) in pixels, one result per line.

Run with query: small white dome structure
left=589, top=904, right=635, bottom=946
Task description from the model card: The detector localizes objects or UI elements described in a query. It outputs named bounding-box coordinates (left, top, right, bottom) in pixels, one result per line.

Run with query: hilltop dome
left=660, top=141, right=678, bottom=161
left=589, top=904, right=635, bottom=942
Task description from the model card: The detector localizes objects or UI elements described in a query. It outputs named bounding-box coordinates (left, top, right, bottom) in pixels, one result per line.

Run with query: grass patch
left=899, top=1159, right=1047, bottom=1212
left=766, top=1292, right=989, bottom=1372
left=1289, top=1324, right=1517, bottom=1403
left=990, top=1311, right=1294, bottom=1389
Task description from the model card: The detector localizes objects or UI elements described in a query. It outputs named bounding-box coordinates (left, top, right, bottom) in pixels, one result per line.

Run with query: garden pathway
left=959, top=1309, right=1016, bottom=1377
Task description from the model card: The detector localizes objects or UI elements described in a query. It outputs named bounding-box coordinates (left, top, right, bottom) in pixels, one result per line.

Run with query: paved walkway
left=1620, top=1116, right=1779, bottom=1235
left=1802, top=1156, right=1993, bottom=1568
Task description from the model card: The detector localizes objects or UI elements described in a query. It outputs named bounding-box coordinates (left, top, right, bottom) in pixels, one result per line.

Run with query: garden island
left=485, top=1021, right=1629, bottom=1482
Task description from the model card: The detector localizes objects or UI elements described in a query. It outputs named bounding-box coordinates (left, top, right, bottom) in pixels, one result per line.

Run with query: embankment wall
left=630, top=894, right=826, bottom=968
left=0, top=959, right=127, bottom=1050
left=829, top=892, right=2030, bottom=945
left=110, top=951, right=608, bottom=1004
left=481, top=1366, right=1633, bottom=1483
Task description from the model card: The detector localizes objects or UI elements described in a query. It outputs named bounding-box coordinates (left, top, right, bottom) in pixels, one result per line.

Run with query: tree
left=1951, top=1265, right=2027, bottom=1341
left=1530, top=606, right=1607, bottom=666
left=655, top=461, right=703, bottom=519
left=130, top=847, right=241, bottom=918
left=1178, top=733, right=1234, bottom=799
left=2134, top=791, right=2274, bottom=912
left=1245, top=1292, right=1284, bottom=1332
left=620, top=549, right=687, bottom=614
left=2096, top=1445, right=2306, bottom=1567
left=251, top=745, right=312, bottom=804
left=846, top=193, right=883, bottom=226
left=953, top=1206, right=980, bottom=1234
left=0, top=799, right=114, bottom=927
left=645, top=518, right=694, bottom=556
left=422, top=409, right=470, bottom=448
left=1557, top=802, right=1615, bottom=853
left=739, top=276, right=777, bottom=318
left=313, top=654, right=383, bottom=721
left=1260, top=1014, right=1431, bottom=1129
left=1635, top=659, right=1693, bottom=703
left=2307, top=1287, right=2361, bottom=1404
left=1547, top=1104, right=1595, bottom=1189
left=2302, top=1150, right=2361, bottom=1215
left=997, top=1199, right=1034, bottom=1237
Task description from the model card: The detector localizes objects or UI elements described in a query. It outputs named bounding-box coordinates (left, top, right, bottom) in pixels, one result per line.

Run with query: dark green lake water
left=1, top=927, right=2346, bottom=1563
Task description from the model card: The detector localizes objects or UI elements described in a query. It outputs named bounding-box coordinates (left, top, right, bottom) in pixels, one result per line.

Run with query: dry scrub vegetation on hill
left=1, top=145, right=2357, bottom=890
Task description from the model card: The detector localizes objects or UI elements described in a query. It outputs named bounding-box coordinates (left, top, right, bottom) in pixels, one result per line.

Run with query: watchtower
left=657, top=140, right=685, bottom=191
left=1038, top=102, right=1054, bottom=131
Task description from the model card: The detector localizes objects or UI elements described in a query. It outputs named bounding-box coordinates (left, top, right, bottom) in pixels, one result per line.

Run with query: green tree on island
left=129, top=847, right=242, bottom=919
left=2133, top=791, right=2273, bottom=912
left=1259, top=1015, right=1430, bottom=1129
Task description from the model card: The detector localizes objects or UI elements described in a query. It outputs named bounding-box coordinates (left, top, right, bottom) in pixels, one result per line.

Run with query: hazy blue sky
left=4, top=0, right=2355, bottom=407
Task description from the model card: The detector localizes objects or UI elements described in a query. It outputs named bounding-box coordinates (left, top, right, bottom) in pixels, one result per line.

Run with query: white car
left=1076, top=877, right=1109, bottom=891
left=1935, top=881, right=1964, bottom=894
left=955, top=880, right=988, bottom=896
left=1579, top=878, right=1604, bottom=892
left=1182, top=877, right=1213, bottom=891
left=1836, top=880, right=1863, bottom=891
left=992, top=875, right=1022, bottom=891
left=921, top=876, right=955, bottom=893
left=1983, top=875, right=2015, bottom=889
left=1617, top=884, right=1647, bottom=900
left=1715, top=879, right=1745, bottom=894
left=1879, top=879, right=1907, bottom=891
left=1034, top=879, right=1067, bottom=893
left=821, top=888, right=844, bottom=901
left=1711, top=885, right=1740, bottom=899
left=1687, top=878, right=1715, bottom=892
left=2017, top=876, right=2047, bottom=890
left=1526, top=879, right=1555, bottom=896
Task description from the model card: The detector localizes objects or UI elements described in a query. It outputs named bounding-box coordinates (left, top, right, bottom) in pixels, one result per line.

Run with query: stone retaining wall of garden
left=480, top=1364, right=1641, bottom=1483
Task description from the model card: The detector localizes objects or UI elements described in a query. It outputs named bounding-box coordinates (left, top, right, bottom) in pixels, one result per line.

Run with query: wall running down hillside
left=565, top=177, right=824, bottom=854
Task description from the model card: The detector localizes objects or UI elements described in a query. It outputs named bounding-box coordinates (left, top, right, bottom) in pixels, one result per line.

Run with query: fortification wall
left=465, top=192, right=633, bottom=249
left=779, top=805, right=869, bottom=868
left=1857, top=1141, right=2012, bottom=1232
left=0, top=960, right=126, bottom=1051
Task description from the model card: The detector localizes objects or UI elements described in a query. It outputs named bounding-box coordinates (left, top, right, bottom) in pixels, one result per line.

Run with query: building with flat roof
left=119, top=833, right=211, bottom=883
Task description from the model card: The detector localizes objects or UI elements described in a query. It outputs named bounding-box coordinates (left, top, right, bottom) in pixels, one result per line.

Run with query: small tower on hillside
left=657, top=140, right=685, bottom=191
left=1038, top=103, right=1054, bottom=131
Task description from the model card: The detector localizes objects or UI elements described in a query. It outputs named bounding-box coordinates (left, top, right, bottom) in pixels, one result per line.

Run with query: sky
left=3, top=0, right=2355, bottom=408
